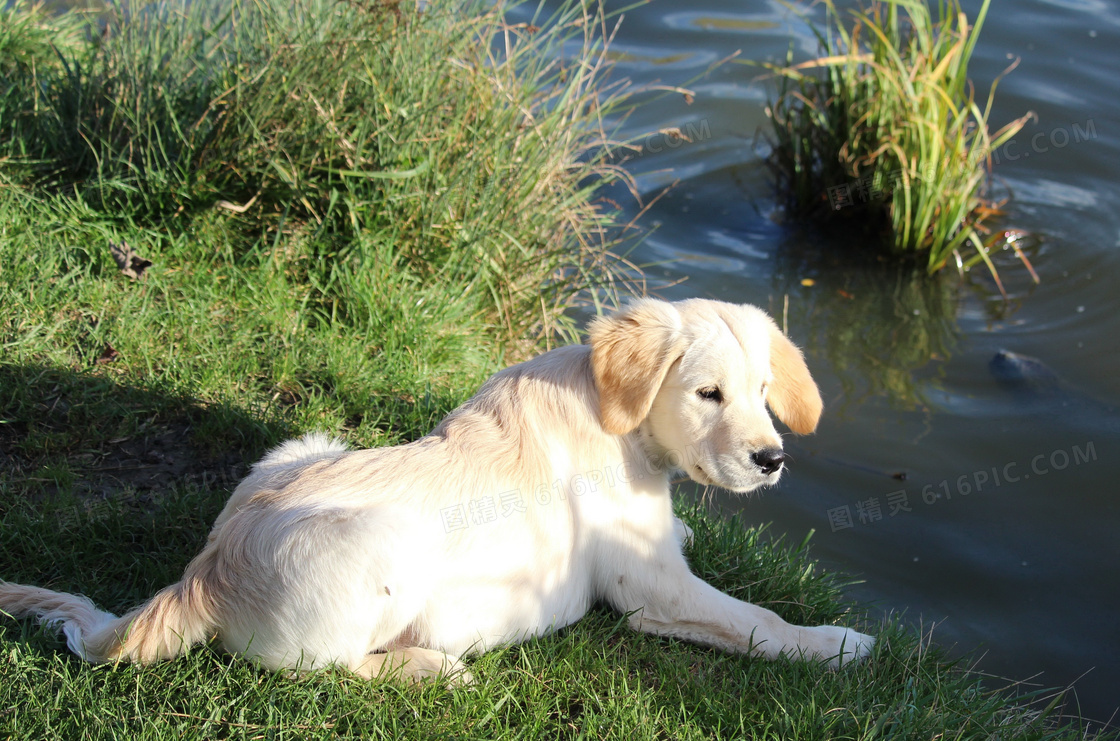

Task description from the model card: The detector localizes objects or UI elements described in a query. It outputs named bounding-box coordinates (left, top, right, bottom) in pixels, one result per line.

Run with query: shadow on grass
left=0, top=363, right=291, bottom=503
left=0, top=361, right=466, bottom=605
left=0, top=363, right=298, bottom=610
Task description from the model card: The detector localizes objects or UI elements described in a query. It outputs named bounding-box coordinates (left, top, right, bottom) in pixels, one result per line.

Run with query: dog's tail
left=0, top=547, right=220, bottom=664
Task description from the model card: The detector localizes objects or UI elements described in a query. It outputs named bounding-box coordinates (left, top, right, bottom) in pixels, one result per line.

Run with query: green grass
left=0, top=0, right=91, bottom=78
left=0, top=490, right=1094, bottom=740
left=0, top=0, right=1109, bottom=738
left=762, top=0, right=1036, bottom=292
left=0, top=0, right=630, bottom=348
left=0, top=189, right=1104, bottom=739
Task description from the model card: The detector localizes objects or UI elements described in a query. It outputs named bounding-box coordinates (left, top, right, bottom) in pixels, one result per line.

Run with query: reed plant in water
left=764, top=0, right=1035, bottom=292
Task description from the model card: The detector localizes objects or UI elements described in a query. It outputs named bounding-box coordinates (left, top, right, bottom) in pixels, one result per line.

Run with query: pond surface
left=517, top=0, right=1120, bottom=724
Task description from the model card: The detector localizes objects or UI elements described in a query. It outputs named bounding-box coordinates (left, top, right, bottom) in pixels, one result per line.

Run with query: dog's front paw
left=805, top=625, right=875, bottom=669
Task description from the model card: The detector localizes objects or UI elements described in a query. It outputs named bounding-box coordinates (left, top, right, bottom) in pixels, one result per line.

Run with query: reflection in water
left=602, top=49, right=694, bottom=66
left=766, top=214, right=1043, bottom=412
left=771, top=239, right=961, bottom=411
left=689, top=17, right=779, bottom=32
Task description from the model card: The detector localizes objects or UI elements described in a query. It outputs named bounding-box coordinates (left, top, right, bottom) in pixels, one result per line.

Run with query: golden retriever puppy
left=0, top=298, right=873, bottom=684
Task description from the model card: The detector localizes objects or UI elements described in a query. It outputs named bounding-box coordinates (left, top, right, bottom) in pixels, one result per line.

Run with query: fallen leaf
left=95, top=344, right=120, bottom=365
left=109, top=241, right=152, bottom=281
left=800, top=278, right=815, bottom=287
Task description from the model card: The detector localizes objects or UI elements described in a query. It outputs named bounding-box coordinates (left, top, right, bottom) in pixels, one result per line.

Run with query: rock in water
left=989, top=349, right=1061, bottom=396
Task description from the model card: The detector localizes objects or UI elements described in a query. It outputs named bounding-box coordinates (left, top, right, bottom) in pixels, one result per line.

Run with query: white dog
left=0, top=299, right=873, bottom=683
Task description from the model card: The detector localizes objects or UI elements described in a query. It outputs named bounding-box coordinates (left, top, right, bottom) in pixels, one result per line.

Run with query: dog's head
left=588, top=298, right=822, bottom=493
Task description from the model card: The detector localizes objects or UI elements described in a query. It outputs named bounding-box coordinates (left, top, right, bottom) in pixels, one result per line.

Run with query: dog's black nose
left=751, top=449, right=785, bottom=475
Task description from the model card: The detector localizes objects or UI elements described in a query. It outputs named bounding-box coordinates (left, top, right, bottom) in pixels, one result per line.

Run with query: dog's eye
left=697, top=387, right=723, bottom=403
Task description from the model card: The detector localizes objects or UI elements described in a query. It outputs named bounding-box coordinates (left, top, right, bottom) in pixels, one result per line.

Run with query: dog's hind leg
left=352, top=648, right=473, bottom=686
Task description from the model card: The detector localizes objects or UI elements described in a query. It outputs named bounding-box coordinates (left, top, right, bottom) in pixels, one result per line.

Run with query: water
left=525, top=0, right=1120, bottom=724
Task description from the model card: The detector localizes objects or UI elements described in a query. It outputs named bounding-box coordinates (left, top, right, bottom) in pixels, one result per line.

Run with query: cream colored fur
left=0, top=298, right=873, bottom=684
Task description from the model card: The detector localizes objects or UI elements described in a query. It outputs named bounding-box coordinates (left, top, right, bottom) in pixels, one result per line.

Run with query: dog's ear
left=766, top=323, right=823, bottom=434
left=589, top=300, right=686, bottom=436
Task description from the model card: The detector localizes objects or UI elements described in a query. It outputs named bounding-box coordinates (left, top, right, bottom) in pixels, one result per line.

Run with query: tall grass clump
left=0, top=0, right=91, bottom=77
left=764, top=0, right=1035, bottom=291
left=0, top=0, right=630, bottom=348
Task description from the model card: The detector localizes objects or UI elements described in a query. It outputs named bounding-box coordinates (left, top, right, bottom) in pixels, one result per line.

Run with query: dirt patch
left=75, top=422, right=249, bottom=502
left=0, top=420, right=250, bottom=509
left=0, top=364, right=269, bottom=508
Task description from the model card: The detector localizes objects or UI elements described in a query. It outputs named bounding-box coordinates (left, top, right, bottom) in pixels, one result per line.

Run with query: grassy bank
left=0, top=0, right=629, bottom=352
left=0, top=0, right=634, bottom=490
left=0, top=0, right=1104, bottom=738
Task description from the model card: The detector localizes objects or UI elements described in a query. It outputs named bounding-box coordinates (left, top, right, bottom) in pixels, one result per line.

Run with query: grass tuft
left=762, top=0, right=1035, bottom=291
left=0, top=0, right=91, bottom=77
